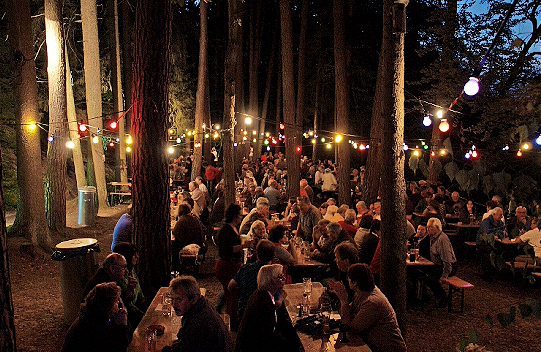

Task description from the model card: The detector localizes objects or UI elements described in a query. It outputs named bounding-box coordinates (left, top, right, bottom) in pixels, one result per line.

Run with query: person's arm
left=439, top=237, right=456, bottom=279
left=328, top=279, right=353, bottom=323
left=228, top=278, right=238, bottom=291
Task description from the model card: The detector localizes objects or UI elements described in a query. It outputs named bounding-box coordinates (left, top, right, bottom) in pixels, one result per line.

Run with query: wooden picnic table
left=283, top=283, right=371, bottom=352
left=406, top=255, right=434, bottom=266
left=127, top=286, right=206, bottom=352
left=108, top=182, right=132, bottom=205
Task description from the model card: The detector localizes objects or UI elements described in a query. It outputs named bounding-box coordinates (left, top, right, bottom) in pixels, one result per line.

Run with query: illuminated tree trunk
left=363, top=0, right=393, bottom=205
left=108, top=0, right=128, bottom=183
left=81, top=0, right=109, bottom=212
left=280, top=0, right=300, bottom=198
left=248, top=0, right=262, bottom=156
left=380, top=0, right=408, bottom=333
left=66, top=48, right=86, bottom=189
left=121, top=0, right=134, bottom=177
left=45, top=0, right=68, bottom=234
left=132, top=0, right=172, bottom=300
left=223, top=0, right=242, bottom=206
left=260, top=32, right=277, bottom=158
left=0, top=144, right=15, bottom=352
left=192, top=0, right=210, bottom=180
left=7, top=0, right=51, bottom=251
left=334, top=0, right=351, bottom=206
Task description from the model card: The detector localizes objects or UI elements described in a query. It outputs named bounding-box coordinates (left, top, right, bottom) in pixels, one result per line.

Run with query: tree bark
left=363, top=0, right=394, bottom=205
left=248, top=0, right=262, bottom=156
left=380, top=0, right=408, bottom=334
left=132, top=0, right=172, bottom=300
left=280, top=0, right=300, bottom=198
left=81, top=0, right=109, bottom=212
left=0, top=143, right=16, bottom=352
left=120, top=0, right=134, bottom=177
left=223, top=0, right=242, bottom=207
left=193, top=0, right=210, bottom=180
left=66, top=47, right=86, bottom=189
left=44, top=0, right=68, bottom=234
left=259, top=32, right=277, bottom=158
left=333, top=0, right=351, bottom=206
left=7, top=0, right=51, bottom=251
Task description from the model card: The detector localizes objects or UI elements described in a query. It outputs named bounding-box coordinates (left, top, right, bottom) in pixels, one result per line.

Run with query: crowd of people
left=64, top=151, right=540, bottom=352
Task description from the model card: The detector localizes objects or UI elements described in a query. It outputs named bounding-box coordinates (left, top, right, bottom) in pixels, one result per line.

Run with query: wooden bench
left=442, top=276, right=474, bottom=313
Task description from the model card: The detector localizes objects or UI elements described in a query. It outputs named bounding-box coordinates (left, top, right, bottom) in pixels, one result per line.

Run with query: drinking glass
left=162, top=292, right=172, bottom=317
left=303, top=277, right=312, bottom=294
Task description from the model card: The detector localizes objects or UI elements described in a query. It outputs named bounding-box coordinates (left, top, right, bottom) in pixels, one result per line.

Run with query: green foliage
left=455, top=169, right=479, bottom=194
left=483, top=175, right=495, bottom=196
left=408, top=155, right=419, bottom=175
left=418, top=159, right=429, bottom=178
left=456, top=329, right=481, bottom=352
left=492, top=172, right=511, bottom=195
left=456, top=339, right=470, bottom=352
left=496, top=306, right=516, bottom=328
left=444, top=161, right=459, bottom=181
left=512, top=175, right=538, bottom=205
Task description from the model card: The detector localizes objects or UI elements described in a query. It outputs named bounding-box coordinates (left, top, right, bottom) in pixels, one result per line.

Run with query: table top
left=283, top=283, right=371, bottom=352
left=495, top=237, right=518, bottom=245
left=406, top=256, right=434, bottom=266
left=448, top=222, right=480, bottom=228
left=291, top=246, right=329, bottom=267
left=128, top=287, right=206, bottom=352
left=108, top=182, right=132, bottom=187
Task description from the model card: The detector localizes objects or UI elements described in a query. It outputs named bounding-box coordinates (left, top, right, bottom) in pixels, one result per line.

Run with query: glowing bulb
left=266, top=146, right=270, bottom=151
left=176, top=137, right=181, bottom=143
left=311, top=139, right=316, bottom=144
left=253, top=138, right=256, bottom=143
left=109, top=121, right=118, bottom=130
left=205, top=133, right=209, bottom=139
left=243, top=136, right=248, bottom=141
left=280, top=123, right=285, bottom=130
left=465, top=151, right=471, bottom=159
left=309, top=131, right=314, bottom=136
left=66, top=140, right=74, bottom=149
left=321, top=137, right=326, bottom=142
left=126, top=146, right=131, bottom=153
left=48, top=136, right=54, bottom=142
left=168, top=128, right=174, bottom=135
left=202, top=123, right=206, bottom=129
left=403, top=143, right=409, bottom=151
left=359, top=144, right=366, bottom=150
left=439, top=119, right=450, bottom=132
left=215, top=124, right=220, bottom=130
left=264, top=140, right=269, bottom=145
left=464, top=77, right=480, bottom=96
left=335, top=134, right=343, bottom=143
left=413, top=150, right=420, bottom=156
left=536, top=136, right=541, bottom=145
left=326, top=143, right=332, bottom=149
left=265, top=132, right=270, bottom=137
left=436, top=110, right=443, bottom=119
left=234, top=142, right=238, bottom=147
left=523, top=143, right=530, bottom=150
left=471, top=150, right=478, bottom=158
left=92, top=136, right=99, bottom=144
left=109, top=142, right=115, bottom=147
left=423, top=115, right=432, bottom=127
left=517, top=150, right=523, bottom=157
left=423, top=145, right=429, bottom=150
left=213, top=133, right=219, bottom=139
left=431, top=151, right=436, bottom=157
left=440, top=149, right=446, bottom=156
left=28, top=123, right=37, bottom=130
left=187, top=131, right=192, bottom=136
left=245, top=117, right=252, bottom=125
left=502, top=145, right=509, bottom=151
left=252, top=130, right=257, bottom=135
left=168, top=147, right=174, bottom=154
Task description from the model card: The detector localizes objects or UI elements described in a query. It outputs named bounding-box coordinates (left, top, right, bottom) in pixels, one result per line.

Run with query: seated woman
left=236, top=264, right=302, bottom=352
left=268, top=225, right=298, bottom=283
left=62, top=282, right=130, bottom=352
left=245, top=220, right=268, bottom=263
left=329, top=264, right=407, bottom=352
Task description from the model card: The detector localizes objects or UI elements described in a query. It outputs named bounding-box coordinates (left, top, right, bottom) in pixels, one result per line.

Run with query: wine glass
left=319, top=302, right=332, bottom=351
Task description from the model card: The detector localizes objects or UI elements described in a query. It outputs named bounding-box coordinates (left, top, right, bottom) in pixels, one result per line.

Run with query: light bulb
left=472, top=150, right=478, bottom=158
left=423, top=115, right=432, bottom=127
left=66, top=140, right=75, bottom=149
left=536, top=136, right=541, bottom=145
left=168, top=147, right=174, bottom=154
left=464, top=77, right=480, bottom=96
left=517, top=150, right=523, bottom=157
left=413, top=150, right=420, bottom=156
left=439, top=119, right=450, bottom=132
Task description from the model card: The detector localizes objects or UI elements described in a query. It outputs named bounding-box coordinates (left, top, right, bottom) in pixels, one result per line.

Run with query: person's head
left=269, top=224, right=289, bottom=244
left=334, top=242, right=359, bottom=272
left=416, top=224, right=427, bottom=237
left=327, top=198, right=337, bottom=206
left=427, top=199, right=440, bottom=211
left=177, top=203, right=191, bottom=217
left=451, top=191, right=460, bottom=202
left=183, top=197, right=195, bottom=210
left=437, top=186, right=446, bottom=195
left=369, top=219, right=381, bottom=234
left=326, top=222, right=342, bottom=239
left=319, top=202, right=329, bottom=215
left=426, top=217, right=442, bottom=236
left=195, top=176, right=203, bottom=185
left=170, top=276, right=201, bottom=316
left=359, top=214, right=373, bottom=229
left=421, top=190, right=433, bottom=200
left=103, top=253, right=128, bottom=282
left=492, top=195, right=502, bottom=205
left=256, top=197, right=270, bottom=216
left=356, top=201, right=367, bottom=213
left=515, top=206, right=527, bottom=220
left=112, top=242, right=138, bottom=271
left=188, top=181, right=197, bottom=191
left=535, top=217, right=541, bottom=230
left=486, top=200, right=498, bottom=211
left=344, top=209, right=356, bottom=224
left=255, top=239, right=276, bottom=262
left=467, top=200, right=474, bottom=212
left=372, top=202, right=381, bottom=215
left=297, top=196, right=312, bottom=213
left=327, top=205, right=338, bottom=216
left=249, top=220, right=267, bottom=240
left=347, top=263, right=375, bottom=292
left=337, top=205, right=349, bottom=217
left=224, top=203, right=242, bottom=223
left=126, top=204, right=133, bottom=217
left=300, top=179, right=308, bottom=188
left=291, top=204, right=300, bottom=215
left=317, top=219, right=331, bottom=237
left=257, top=264, right=285, bottom=292
left=492, top=207, right=504, bottom=222
left=80, top=282, right=122, bottom=320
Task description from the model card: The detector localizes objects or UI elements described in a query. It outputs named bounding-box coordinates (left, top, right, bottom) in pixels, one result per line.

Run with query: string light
left=335, top=134, right=343, bottom=143
left=464, top=77, right=480, bottom=96
left=423, top=114, right=432, bottom=127
left=517, top=150, right=523, bottom=157
left=66, top=140, right=74, bottom=149
left=413, top=150, right=420, bottom=156
left=92, top=136, right=99, bottom=144
left=168, top=147, right=174, bottom=154
left=126, top=146, right=131, bottom=153
left=28, top=123, right=37, bottom=130
left=439, top=119, right=450, bottom=132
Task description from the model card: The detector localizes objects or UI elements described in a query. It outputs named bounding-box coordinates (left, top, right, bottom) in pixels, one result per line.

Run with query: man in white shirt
left=516, top=218, right=541, bottom=259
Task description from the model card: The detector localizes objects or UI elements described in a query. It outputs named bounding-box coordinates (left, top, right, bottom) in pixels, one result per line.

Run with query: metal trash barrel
left=51, top=238, right=100, bottom=323
left=78, top=186, right=97, bottom=225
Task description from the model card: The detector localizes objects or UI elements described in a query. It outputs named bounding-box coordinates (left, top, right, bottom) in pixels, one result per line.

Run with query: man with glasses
left=163, top=276, right=233, bottom=352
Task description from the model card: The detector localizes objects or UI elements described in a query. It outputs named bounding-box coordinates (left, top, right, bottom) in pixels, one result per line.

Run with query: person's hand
left=111, top=300, right=128, bottom=325
left=328, top=279, right=348, bottom=302
left=125, top=276, right=138, bottom=297
left=276, top=289, right=288, bottom=308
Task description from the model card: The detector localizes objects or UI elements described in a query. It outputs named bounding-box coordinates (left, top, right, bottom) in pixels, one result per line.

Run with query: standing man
left=296, top=196, right=322, bottom=242
left=189, top=181, right=206, bottom=218
left=111, top=204, right=133, bottom=250
left=426, top=217, right=457, bottom=307
left=163, top=276, right=234, bottom=352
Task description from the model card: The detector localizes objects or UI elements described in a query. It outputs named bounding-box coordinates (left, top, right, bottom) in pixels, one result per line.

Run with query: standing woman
left=216, top=203, right=253, bottom=330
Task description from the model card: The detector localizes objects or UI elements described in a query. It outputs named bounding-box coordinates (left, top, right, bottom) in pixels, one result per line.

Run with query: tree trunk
left=45, top=0, right=68, bottom=234
left=296, top=0, right=308, bottom=166
left=120, top=0, right=134, bottom=176
left=333, top=0, right=351, bottom=206
left=66, top=47, right=86, bottom=189
left=260, top=31, right=277, bottom=159
left=234, top=0, right=245, bottom=173
left=193, top=0, right=210, bottom=180
left=81, top=0, right=109, bottom=212
left=280, top=0, right=300, bottom=198
left=248, top=0, right=262, bottom=157
left=7, top=0, right=51, bottom=251
left=108, top=0, right=128, bottom=183
left=362, top=0, right=393, bottom=205
left=223, top=0, right=242, bottom=207
left=0, top=143, right=16, bottom=352
left=380, top=0, right=408, bottom=334
left=132, top=0, right=172, bottom=300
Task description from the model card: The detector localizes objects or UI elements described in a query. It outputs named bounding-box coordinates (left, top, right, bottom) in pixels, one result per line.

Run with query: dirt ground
left=8, top=201, right=541, bottom=352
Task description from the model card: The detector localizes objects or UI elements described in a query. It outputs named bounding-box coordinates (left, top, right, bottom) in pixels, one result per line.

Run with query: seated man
left=426, top=217, right=457, bottom=307
left=163, top=276, right=234, bottom=352
left=478, top=206, right=506, bottom=281
left=331, top=242, right=359, bottom=301
left=515, top=217, right=541, bottom=260
left=296, top=196, right=322, bottom=242
left=445, top=191, right=464, bottom=215
left=311, top=222, right=355, bottom=264
left=506, top=206, right=531, bottom=239
left=171, top=203, right=205, bottom=271
left=111, top=204, right=133, bottom=250
left=339, top=209, right=358, bottom=239
left=240, top=197, right=270, bottom=235
left=228, top=239, right=276, bottom=319
left=329, top=263, right=407, bottom=352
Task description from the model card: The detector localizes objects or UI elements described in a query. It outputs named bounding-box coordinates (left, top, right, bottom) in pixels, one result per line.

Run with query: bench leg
left=447, top=286, right=465, bottom=313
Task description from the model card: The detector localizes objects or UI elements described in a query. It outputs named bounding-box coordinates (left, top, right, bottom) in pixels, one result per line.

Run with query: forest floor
left=7, top=200, right=541, bottom=352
